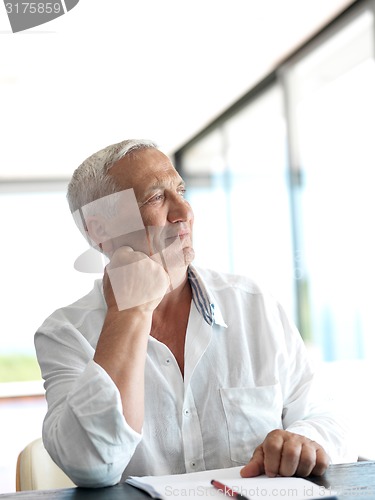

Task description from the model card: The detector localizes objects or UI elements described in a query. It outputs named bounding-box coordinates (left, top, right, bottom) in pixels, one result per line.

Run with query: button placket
left=181, top=386, right=204, bottom=472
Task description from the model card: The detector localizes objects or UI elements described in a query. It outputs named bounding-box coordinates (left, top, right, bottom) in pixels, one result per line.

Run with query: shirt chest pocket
left=220, top=384, right=283, bottom=464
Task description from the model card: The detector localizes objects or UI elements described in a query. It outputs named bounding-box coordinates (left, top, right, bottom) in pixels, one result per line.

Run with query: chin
left=183, top=247, right=195, bottom=265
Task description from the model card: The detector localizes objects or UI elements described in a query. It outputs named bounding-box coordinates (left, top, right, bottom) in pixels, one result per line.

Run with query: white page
left=126, top=466, right=336, bottom=499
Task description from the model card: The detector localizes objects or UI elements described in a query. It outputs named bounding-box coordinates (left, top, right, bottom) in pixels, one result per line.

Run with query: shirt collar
left=188, top=266, right=227, bottom=328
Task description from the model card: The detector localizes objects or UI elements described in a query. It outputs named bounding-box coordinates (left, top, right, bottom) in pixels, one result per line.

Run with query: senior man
left=35, top=139, right=355, bottom=488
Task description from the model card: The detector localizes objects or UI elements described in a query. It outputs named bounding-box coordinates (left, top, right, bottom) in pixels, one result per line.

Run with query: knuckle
left=267, top=429, right=282, bottom=439
left=265, top=429, right=282, bottom=444
left=282, top=445, right=300, bottom=462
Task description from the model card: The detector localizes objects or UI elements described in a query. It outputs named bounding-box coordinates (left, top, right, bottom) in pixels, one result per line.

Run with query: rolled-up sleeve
left=35, top=323, right=142, bottom=487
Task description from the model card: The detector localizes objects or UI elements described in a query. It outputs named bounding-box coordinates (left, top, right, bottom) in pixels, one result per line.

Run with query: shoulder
left=37, top=279, right=106, bottom=332
left=191, top=265, right=291, bottom=326
left=192, top=265, right=267, bottom=296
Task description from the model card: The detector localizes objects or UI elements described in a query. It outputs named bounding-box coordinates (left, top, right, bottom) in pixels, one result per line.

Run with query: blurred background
left=1, top=0, right=374, bottom=493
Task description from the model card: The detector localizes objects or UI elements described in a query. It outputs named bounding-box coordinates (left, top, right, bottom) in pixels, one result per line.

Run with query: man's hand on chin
left=240, top=430, right=330, bottom=478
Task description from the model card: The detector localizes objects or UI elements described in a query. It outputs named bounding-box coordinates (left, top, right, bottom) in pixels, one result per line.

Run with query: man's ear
left=84, top=215, right=109, bottom=248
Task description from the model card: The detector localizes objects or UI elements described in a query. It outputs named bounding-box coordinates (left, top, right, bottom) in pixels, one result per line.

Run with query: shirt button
left=165, top=358, right=171, bottom=365
left=190, top=461, right=196, bottom=468
left=183, top=408, right=190, bottom=416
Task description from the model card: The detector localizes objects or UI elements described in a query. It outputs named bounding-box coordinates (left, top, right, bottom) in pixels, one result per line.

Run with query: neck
left=155, top=270, right=191, bottom=314
left=151, top=270, right=192, bottom=376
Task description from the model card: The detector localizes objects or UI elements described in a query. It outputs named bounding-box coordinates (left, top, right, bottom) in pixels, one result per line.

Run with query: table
left=311, top=461, right=375, bottom=499
left=1, top=462, right=374, bottom=499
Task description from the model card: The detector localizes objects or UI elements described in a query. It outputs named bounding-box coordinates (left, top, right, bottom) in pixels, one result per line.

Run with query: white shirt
left=35, top=266, right=355, bottom=488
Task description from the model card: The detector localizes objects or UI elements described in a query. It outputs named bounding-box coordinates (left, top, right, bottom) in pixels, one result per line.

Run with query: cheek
left=141, top=209, right=168, bottom=230
left=107, top=230, right=151, bottom=255
left=145, top=226, right=166, bottom=254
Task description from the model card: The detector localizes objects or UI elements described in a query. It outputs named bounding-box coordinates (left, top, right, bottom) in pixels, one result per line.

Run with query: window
left=176, top=2, right=375, bottom=459
left=177, top=3, right=375, bottom=362
left=282, top=7, right=375, bottom=360
left=0, top=184, right=101, bottom=383
left=180, top=85, right=295, bottom=319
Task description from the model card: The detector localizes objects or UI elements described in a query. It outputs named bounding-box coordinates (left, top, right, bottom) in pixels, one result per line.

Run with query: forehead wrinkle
left=143, top=171, right=184, bottom=195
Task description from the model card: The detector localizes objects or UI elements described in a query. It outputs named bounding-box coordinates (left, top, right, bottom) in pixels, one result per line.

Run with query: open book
left=126, top=466, right=336, bottom=499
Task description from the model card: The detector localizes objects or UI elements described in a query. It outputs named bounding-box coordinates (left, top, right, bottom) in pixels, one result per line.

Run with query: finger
left=295, top=442, right=316, bottom=477
left=240, top=446, right=265, bottom=478
left=108, top=246, right=149, bottom=270
left=278, top=439, right=302, bottom=477
left=311, top=446, right=330, bottom=476
left=106, top=254, right=169, bottom=311
left=262, top=431, right=284, bottom=477
left=107, top=246, right=134, bottom=269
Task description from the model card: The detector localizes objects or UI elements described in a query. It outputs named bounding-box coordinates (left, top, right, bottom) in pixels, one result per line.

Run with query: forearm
left=93, top=308, right=152, bottom=432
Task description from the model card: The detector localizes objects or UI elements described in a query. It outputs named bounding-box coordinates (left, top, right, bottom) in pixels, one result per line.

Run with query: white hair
left=67, top=139, right=157, bottom=215
left=67, top=139, right=157, bottom=248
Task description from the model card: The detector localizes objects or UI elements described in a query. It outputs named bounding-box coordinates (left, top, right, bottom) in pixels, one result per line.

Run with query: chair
left=16, top=438, right=75, bottom=491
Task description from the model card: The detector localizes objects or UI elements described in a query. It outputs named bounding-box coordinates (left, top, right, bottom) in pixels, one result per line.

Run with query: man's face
left=104, top=148, right=195, bottom=266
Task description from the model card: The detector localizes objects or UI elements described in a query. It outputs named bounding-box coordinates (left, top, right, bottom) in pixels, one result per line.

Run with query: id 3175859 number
left=5, top=3, right=62, bottom=14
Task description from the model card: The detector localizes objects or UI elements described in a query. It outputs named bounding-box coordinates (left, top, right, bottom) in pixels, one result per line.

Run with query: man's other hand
left=240, top=430, right=330, bottom=478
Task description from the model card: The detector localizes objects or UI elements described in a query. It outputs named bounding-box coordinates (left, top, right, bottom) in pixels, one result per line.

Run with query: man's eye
left=178, top=188, right=186, bottom=197
left=148, top=194, right=164, bottom=203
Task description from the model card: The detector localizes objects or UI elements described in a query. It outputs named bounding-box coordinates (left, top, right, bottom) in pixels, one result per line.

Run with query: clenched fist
left=241, top=430, right=330, bottom=478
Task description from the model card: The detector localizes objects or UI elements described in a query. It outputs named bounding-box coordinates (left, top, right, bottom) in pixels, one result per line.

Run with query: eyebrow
left=144, top=179, right=185, bottom=195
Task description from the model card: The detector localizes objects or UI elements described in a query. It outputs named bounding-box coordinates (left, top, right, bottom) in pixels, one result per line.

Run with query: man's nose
left=168, top=195, right=193, bottom=223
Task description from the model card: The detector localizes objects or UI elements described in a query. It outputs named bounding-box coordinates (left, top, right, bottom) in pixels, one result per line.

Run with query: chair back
left=16, top=438, right=75, bottom=491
